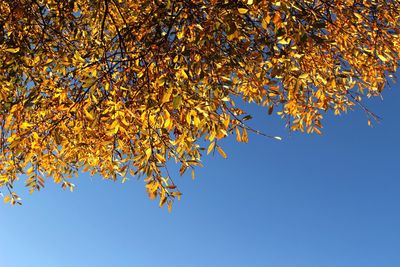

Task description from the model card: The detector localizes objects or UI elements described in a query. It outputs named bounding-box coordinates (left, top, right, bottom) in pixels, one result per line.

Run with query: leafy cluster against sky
left=0, top=0, right=399, bottom=208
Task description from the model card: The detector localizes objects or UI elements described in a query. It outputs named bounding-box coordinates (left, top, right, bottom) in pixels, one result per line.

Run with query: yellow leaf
left=217, top=146, right=227, bottom=158
left=167, top=200, right=172, bottom=212
left=145, top=148, right=152, bottom=160
left=164, top=118, right=172, bottom=129
left=177, top=28, right=185, bottom=39
left=26, top=166, right=34, bottom=175
left=84, top=107, right=94, bottom=120
left=242, top=127, right=248, bottom=143
left=194, top=54, right=201, bottom=62
left=207, top=142, right=215, bottom=155
left=5, top=47, right=20, bottom=53
left=155, top=153, right=165, bottom=163
left=277, top=38, right=291, bottom=45
left=262, top=18, right=268, bottom=30
left=69, top=183, right=75, bottom=192
left=3, top=195, right=11, bottom=204
left=299, top=73, right=309, bottom=79
left=238, top=8, right=248, bottom=14
left=378, top=54, right=388, bottom=62
left=20, top=122, right=33, bottom=130
left=159, top=196, right=167, bottom=208
left=354, top=12, right=363, bottom=20
left=177, top=69, right=188, bottom=79
left=162, top=90, right=172, bottom=103
left=235, top=128, right=242, bottom=142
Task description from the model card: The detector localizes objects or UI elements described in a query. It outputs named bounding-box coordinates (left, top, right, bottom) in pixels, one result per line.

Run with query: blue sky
left=1, top=84, right=399, bottom=267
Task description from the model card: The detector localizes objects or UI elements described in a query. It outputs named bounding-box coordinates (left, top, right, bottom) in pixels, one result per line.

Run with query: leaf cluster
left=0, top=0, right=399, bottom=208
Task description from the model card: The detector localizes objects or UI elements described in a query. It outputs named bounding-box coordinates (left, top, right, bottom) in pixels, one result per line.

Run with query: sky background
left=1, top=84, right=399, bottom=267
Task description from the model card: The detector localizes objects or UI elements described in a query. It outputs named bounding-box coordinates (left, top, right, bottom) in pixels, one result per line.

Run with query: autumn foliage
left=0, top=0, right=399, bottom=208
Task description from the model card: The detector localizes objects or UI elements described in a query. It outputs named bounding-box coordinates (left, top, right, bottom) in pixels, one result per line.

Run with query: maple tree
left=0, top=0, right=399, bottom=209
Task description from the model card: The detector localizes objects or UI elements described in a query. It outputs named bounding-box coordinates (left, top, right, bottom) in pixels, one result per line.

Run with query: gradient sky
left=1, top=83, right=399, bottom=267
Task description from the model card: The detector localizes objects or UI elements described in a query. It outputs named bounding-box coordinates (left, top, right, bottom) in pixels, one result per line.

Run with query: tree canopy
left=0, top=0, right=399, bottom=209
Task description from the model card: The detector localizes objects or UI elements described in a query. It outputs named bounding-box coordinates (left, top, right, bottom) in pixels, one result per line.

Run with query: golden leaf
left=217, top=146, right=227, bottom=159
left=238, top=8, right=248, bottom=14
left=207, top=142, right=215, bottom=155
left=5, top=48, right=20, bottom=53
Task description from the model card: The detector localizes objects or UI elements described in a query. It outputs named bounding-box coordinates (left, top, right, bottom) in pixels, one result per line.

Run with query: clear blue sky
left=1, top=84, right=399, bottom=267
